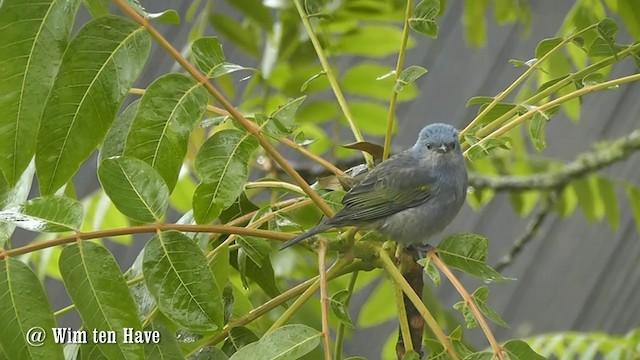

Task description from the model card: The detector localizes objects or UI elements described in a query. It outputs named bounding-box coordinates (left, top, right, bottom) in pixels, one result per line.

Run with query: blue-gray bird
left=281, top=123, right=468, bottom=252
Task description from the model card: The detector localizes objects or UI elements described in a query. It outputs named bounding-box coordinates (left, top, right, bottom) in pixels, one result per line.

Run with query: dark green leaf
left=588, top=36, right=625, bottom=57
left=503, top=340, right=545, bottom=359
left=409, top=19, right=438, bottom=38
left=437, top=233, right=513, bottom=282
left=36, top=15, right=150, bottom=194
left=237, top=236, right=272, bottom=267
left=98, top=156, right=169, bottom=223
left=122, top=73, right=208, bottom=191
left=467, top=137, right=511, bottom=160
left=0, top=258, right=64, bottom=359
left=233, top=250, right=280, bottom=299
left=60, top=242, right=143, bottom=360
left=218, top=193, right=260, bottom=224
left=409, top=0, right=440, bottom=38
left=100, top=101, right=139, bottom=162
left=626, top=186, right=640, bottom=236
left=535, top=37, right=563, bottom=59
left=582, top=72, right=605, bottom=86
left=453, top=300, right=477, bottom=328
left=209, top=14, right=259, bottom=57
left=597, top=177, right=619, bottom=231
left=472, top=286, right=509, bottom=328
left=476, top=103, right=521, bottom=125
left=193, top=130, right=259, bottom=224
left=143, top=231, right=223, bottom=332
left=597, top=18, right=618, bottom=40
left=147, top=9, right=181, bottom=24
left=228, top=325, right=321, bottom=360
left=395, top=65, right=428, bottom=92
left=330, top=290, right=354, bottom=328
left=0, top=0, right=81, bottom=185
left=466, top=96, right=495, bottom=106
left=528, top=112, right=547, bottom=151
left=0, top=196, right=83, bottom=232
left=228, top=0, right=273, bottom=30
left=221, top=327, right=259, bottom=357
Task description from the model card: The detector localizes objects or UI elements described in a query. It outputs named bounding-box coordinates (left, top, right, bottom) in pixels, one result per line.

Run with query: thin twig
left=113, top=0, right=334, bottom=218
left=319, top=240, right=332, bottom=360
left=494, top=192, right=558, bottom=272
left=378, top=250, right=459, bottom=360
left=427, top=252, right=505, bottom=360
left=383, top=0, right=413, bottom=161
left=292, top=0, right=373, bottom=167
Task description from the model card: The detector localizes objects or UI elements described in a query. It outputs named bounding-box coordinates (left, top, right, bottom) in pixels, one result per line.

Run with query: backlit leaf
left=0, top=196, right=83, bottom=232
left=437, top=233, right=513, bottom=282
left=229, top=325, right=321, bottom=360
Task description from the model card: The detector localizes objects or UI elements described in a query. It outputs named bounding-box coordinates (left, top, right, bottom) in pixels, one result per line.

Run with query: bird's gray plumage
left=281, top=123, right=467, bottom=249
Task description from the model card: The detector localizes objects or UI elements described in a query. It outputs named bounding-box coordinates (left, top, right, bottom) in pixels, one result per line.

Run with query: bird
left=280, top=123, right=468, bottom=253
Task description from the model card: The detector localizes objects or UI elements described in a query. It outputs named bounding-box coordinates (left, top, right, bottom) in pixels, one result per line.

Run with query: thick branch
left=469, top=129, right=640, bottom=191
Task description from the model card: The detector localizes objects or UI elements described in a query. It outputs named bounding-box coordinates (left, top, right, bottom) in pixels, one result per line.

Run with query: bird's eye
left=426, top=143, right=432, bottom=150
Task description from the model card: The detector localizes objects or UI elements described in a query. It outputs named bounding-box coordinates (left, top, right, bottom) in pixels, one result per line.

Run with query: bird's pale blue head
left=414, top=123, right=461, bottom=156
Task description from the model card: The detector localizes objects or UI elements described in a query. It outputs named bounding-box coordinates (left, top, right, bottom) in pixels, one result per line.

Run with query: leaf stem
left=292, top=0, right=373, bottom=167
left=113, top=0, right=334, bottom=218
left=427, top=251, right=505, bottom=360
left=460, top=24, right=596, bottom=138
left=378, top=250, right=459, bottom=360
left=383, top=0, right=414, bottom=161
left=318, top=240, right=333, bottom=360
left=464, top=72, right=640, bottom=157
left=334, top=271, right=358, bottom=360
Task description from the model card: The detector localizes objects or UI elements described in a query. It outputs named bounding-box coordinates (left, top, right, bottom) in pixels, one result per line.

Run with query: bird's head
left=413, top=123, right=462, bottom=160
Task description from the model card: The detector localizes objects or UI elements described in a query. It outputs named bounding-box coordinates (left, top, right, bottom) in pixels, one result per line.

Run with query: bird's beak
left=436, top=144, right=448, bottom=154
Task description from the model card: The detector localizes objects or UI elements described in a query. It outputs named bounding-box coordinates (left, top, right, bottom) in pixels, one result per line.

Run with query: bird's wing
left=328, top=153, right=437, bottom=225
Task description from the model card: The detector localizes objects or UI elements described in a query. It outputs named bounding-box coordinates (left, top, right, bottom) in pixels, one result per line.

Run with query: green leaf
left=0, top=163, right=35, bottom=247
left=147, top=9, right=181, bottom=24
left=463, top=0, right=489, bottom=47
left=229, top=325, right=321, bottom=360
left=437, top=233, right=513, bottom=282
left=236, top=236, right=272, bottom=267
left=209, top=14, right=259, bottom=57
left=329, top=290, right=354, bottom=328
left=100, top=100, right=139, bottom=162
left=572, top=178, right=597, bottom=223
left=467, top=137, right=511, bottom=160
left=144, top=322, right=183, bottom=360
left=582, top=72, right=605, bottom=86
left=528, top=112, right=548, bottom=151
left=222, top=327, right=259, bottom=356
left=535, top=37, right=563, bottom=59
left=472, top=286, right=509, bottom=328
left=0, top=258, right=64, bottom=359
left=342, top=63, right=417, bottom=102
left=297, top=101, right=338, bottom=124
left=35, top=15, right=150, bottom=195
left=98, top=156, right=169, bottom=223
left=348, top=101, right=394, bottom=136
left=84, top=0, right=110, bottom=17
left=453, top=300, right=477, bottom=328
left=358, top=280, right=396, bottom=326
left=262, top=96, right=307, bottom=138
left=334, top=25, right=414, bottom=57
left=625, top=185, right=640, bottom=236
left=395, top=66, right=428, bottom=92
left=192, top=37, right=255, bottom=78
left=59, top=242, right=143, bottom=360
left=143, top=231, right=223, bottom=332
left=193, top=130, right=259, bottom=224
left=418, top=258, right=441, bottom=286
left=228, top=0, right=273, bottom=30
left=0, top=0, right=81, bottom=185
left=503, top=340, right=545, bottom=359
left=234, top=250, right=281, bottom=299
left=617, top=0, right=640, bottom=39
left=0, top=196, right=83, bottom=232
left=122, top=73, right=208, bottom=191
left=597, top=177, right=619, bottom=231
left=597, top=17, right=618, bottom=40
left=81, top=191, right=132, bottom=244
left=409, top=0, right=440, bottom=38
left=466, top=96, right=495, bottom=106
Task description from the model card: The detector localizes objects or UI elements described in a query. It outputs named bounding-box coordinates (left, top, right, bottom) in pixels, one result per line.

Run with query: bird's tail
left=280, top=223, right=331, bottom=250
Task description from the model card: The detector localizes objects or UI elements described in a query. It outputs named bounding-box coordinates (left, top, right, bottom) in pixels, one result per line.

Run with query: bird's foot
left=406, top=243, right=435, bottom=261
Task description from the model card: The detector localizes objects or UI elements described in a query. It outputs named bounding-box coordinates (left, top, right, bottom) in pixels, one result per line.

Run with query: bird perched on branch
left=281, top=123, right=468, bottom=254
